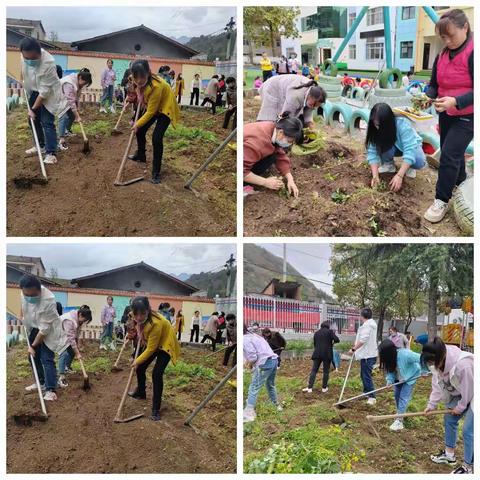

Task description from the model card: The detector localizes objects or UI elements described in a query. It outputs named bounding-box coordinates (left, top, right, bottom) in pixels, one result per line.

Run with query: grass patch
left=165, top=124, right=217, bottom=143
left=285, top=339, right=313, bottom=353
left=74, top=356, right=112, bottom=374
left=166, top=360, right=216, bottom=380
left=71, top=119, right=113, bottom=136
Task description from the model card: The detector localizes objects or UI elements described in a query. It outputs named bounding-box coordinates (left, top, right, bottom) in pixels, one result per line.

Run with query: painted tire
left=6, top=97, right=14, bottom=111
left=373, top=86, right=406, bottom=97
left=321, top=60, right=338, bottom=77
left=327, top=103, right=353, bottom=130
left=317, top=74, right=341, bottom=85
left=419, top=131, right=440, bottom=150
left=341, top=84, right=352, bottom=97
left=7, top=334, right=13, bottom=348
left=351, top=87, right=365, bottom=100
left=348, top=108, right=370, bottom=134
left=11, top=94, right=19, bottom=106
left=317, top=101, right=334, bottom=121
left=379, top=68, right=403, bottom=89
left=453, top=177, right=473, bottom=235
left=319, top=82, right=342, bottom=93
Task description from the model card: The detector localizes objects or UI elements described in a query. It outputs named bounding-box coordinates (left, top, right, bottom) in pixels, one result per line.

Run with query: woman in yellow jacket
left=128, top=296, right=180, bottom=421
left=175, top=73, right=185, bottom=104
left=128, top=59, right=180, bottom=184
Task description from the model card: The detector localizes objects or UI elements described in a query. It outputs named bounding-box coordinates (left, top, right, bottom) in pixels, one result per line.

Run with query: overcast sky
left=6, top=7, right=236, bottom=41
left=258, top=244, right=333, bottom=296
left=7, top=244, right=236, bottom=279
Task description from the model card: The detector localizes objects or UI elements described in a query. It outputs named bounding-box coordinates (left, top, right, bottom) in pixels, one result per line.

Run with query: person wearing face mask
left=366, top=103, right=426, bottom=192
left=378, top=339, right=427, bottom=431
left=421, top=337, right=474, bottom=474
left=20, top=37, right=66, bottom=165
left=256, top=74, right=327, bottom=129
left=19, top=274, right=69, bottom=402
left=423, top=9, right=474, bottom=224
left=127, top=59, right=180, bottom=184
left=388, top=325, right=409, bottom=349
left=243, top=113, right=304, bottom=198
left=128, top=296, right=180, bottom=421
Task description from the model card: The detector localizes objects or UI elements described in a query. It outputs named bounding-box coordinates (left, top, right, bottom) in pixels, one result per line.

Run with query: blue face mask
left=24, top=295, right=40, bottom=304
left=24, top=58, right=41, bottom=68
left=275, top=139, right=292, bottom=149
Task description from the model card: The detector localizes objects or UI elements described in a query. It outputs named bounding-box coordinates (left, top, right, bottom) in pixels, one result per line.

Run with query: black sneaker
left=128, top=389, right=146, bottom=400
left=452, top=464, right=473, bottom=474
left=128, top=151, right=146, bottom=163
left=151, top=410, right=161, bottom=421
left=430, top=450, right=456, bottom=465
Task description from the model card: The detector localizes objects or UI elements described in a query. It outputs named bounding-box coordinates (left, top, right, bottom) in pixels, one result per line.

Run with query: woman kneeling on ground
left=244, top=113, right=303, bottom=198
left=378, top=339, right=426, bottom=431
left=58, top=69, right=92, bottom=151
left=243, top=324, right=281, bottom=423
left=423, top=9, right=473, bottom=224
left=421, top=337, right=473, bottom=474
left=128, top=296, right=180, bottom=421
left=58, top=305, right=92, bottom=387
left=366, top=103, right=426, bottom=192
left=128, top=60, right=180, bottom=184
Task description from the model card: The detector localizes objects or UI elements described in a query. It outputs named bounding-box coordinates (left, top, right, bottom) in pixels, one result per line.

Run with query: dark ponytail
left=294, top=80, right=327, bottom=105
left=78, top=68, right=92, bottom=87
left=78, top=304, right=92, bottom=323
left=131, top=59, right=153, bottom=86
left=293, top=79, right=318, bottom=90
left=276, top=112, right=304, bottom=144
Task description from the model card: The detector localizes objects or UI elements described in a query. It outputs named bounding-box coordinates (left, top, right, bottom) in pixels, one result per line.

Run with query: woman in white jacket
left=190, top=73, right=201, bottom=106
left=20, top=37, right=66, bottom=165
left=20, top=274, right=68, bottom=401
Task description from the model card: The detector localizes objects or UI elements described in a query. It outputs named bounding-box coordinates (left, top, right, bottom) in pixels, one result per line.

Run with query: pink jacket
left=101, top=67, right=116, bottom=88
left=427, top=344, right=474, bottom=414
left=61, top=310, right=80, bottom=349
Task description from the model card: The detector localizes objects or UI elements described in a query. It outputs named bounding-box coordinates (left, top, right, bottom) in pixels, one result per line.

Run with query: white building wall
left=281, top=15, right=302, bottom=60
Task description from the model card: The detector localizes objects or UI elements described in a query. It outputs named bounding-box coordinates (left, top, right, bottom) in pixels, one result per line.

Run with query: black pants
left=251, top=154, right=277, bottom=175
left=201, top=97, right=216, bottom=114
left=190, top=88, right=200, bottom=106
left=223, top=107, right=237, bottom=130
left=308, top=357, right=331, bottom=389
left=274, top=349, right=283, bottom=368
left=223, top=344, right=237, bottom=366
left=177, top=330, right=182, bottom=341
left=201, top=334, right=216, bottom=351
left=28, top=327, right=45, bottom=385
left=136, top=113, right=171, bottom=177
left=190, top=324, right=199, bottom=342
left=136, top=350, right=170, bottom=412
left=436, top=112, right=473, bottom=203
left=263, top=70, right=273, bottom=82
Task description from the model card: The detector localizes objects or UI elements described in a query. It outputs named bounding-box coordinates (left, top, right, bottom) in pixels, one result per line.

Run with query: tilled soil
left=244, top=356, right=462, bottom=474
left=243, top=98, right=462, bottom=237
left=7, top=105, right=236, bottom=236
left=7, top=343, right=236, bottom=474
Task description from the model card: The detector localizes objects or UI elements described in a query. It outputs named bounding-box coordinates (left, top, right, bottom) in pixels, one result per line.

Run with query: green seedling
left=368, top=215, right=386, bottom=237
left=324, top=172, right=338, bottom=181
left=331, top=188, right=351, bottom=204
left=278, top=186, right=290, bottom=200
left=374, top=180, right=388, bottom=192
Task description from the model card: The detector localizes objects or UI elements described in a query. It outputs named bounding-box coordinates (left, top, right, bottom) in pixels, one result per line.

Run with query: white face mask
left=428, top=365, right=438, bottom=374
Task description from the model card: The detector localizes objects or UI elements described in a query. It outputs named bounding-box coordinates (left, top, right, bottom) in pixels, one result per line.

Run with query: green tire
left=379, top=68, right=403, bottom=89
left=320, top=60, right=338, bottom=77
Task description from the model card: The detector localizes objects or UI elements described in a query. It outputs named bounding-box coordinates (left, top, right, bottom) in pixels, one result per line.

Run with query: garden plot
left=243, top=97, right=461, bottom=237
left=7, top=105, right=236, bottom=236
left=7, top=343, right=236, bottom=474
left=244, top=354, right=460, bottom=474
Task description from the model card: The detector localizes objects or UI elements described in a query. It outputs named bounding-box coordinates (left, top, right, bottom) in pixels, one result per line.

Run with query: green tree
left=244, top=7, right=300, bottom=63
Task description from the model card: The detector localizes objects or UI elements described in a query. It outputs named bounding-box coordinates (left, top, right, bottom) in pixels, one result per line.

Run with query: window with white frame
left=349, top=44, right=356, bottom=59
left=366, top=37, right=384, bottom=60
left=400, top=41, right=413, bottom=58
left=367, top=7, right=383, bottom=26
left=402, top=7, right=416, bottom=20
left=349, top=12, right=357, bottom=28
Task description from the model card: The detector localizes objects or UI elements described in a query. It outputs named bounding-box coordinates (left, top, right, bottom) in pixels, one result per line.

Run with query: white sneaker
left=43, top=391, right=57, bottom=401
left=424, top=199, right=448, bottom=223
left=302, top=387, right=313, bottom=393
left=243, top=406, right=256, bottom=423
left=276, top=404, right=283, bottom=412
left=389, top=418, right=404, bottom=431
left=58, top=376, right=69, bottom=388
left=322, top=387, right=329, bottom=393
left=43, top=154, right=57, bottom=164
left=99, top=343, right=107, bottom=350
left=99, top=107, right=107, bottom=113
left=25, top=382, right=45, bottom=392
left=367, top=397, right=377, bottom=405
left=25, top=146, right=46, bottom=157
left=58, top=142, right=68, bottom=151
left=405, top=168, right=417, bottom=178
left=110, top=105, right=116, bottom=113
left=64, top=131, right=76, bottom=138
left=109, top=341, right=117, bottom=351
left=378, top=163, right=396, bottom=174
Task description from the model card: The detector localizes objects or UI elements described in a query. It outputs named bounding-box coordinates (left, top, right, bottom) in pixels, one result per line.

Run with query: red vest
left=437, top=38, right=474, bottom=116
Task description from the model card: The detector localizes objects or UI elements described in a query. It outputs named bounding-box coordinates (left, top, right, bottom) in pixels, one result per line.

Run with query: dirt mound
left=243, top=98, right=462, bottom=237
left=7, top=105, right=236, bottom=236
left=7, top=343, right=236, bottom=473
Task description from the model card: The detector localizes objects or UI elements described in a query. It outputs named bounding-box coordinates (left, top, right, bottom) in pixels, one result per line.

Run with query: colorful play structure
left=441, top=296, right=474, bottom=351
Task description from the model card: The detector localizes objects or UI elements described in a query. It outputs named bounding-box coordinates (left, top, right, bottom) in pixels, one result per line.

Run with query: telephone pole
left=225, top=254, right=236, bottom=297
left=225, top=16, right=236, bottom=61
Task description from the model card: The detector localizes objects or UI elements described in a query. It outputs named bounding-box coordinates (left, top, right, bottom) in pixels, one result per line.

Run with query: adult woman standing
left=424, top=9, right=473, bottom=223
left=175, top=73, right=185, bottom=104
left=257, top=74, right=326, bottom=129
left=128, top=60, right=180, bottom=184
left=128, top=297, right=180, bottom=421
left=260, top=52, right=273, bottom=82
left=190, top=73, right=201, bottom=105
left=100, top=58, right=116, bottom=113
left=175, top=310, right=184, bottom=341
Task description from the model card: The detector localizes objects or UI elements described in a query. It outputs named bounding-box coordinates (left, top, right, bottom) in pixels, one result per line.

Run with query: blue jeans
left=29, top=91, right=57, bottom=154
left=58, top=109, right=75, bottom=138
left=444, top=396, right=473, bottom=465
left=101, top=322, right=113, bottom=344
left=393, top=381, right=414, bottom=414
left=101, top=85, right=114, bottom=108
left=360, top=357, right=376, bottom=398
left=380, top=145, right=426, bottom=170
left=40, top=342, right=57, bottom=391
left=58, top=346, right=75, bottom=374
left=247, top=357, right=278, bottom=407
